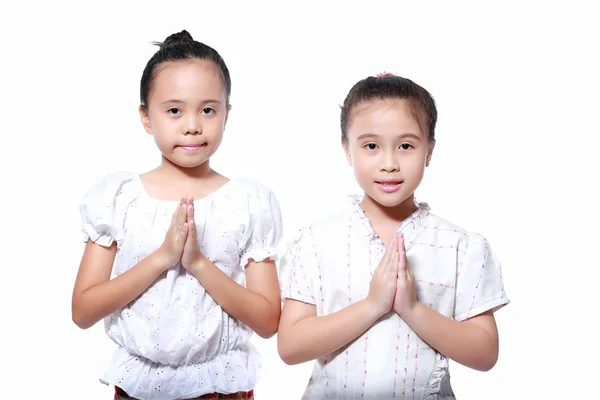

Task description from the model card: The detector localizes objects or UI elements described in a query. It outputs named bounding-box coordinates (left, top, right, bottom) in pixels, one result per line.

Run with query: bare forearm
left=279, top=299, right=382, bottom=365
left=72, top=252, right=167, bottom=329
left=401, top=303, right=498, bottom=371
left=189, top=260, right=280, bottom=338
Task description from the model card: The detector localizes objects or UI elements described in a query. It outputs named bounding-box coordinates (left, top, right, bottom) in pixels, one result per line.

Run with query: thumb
left=406, top=260, right=415, bottom=281
left=186, top=219, right=195, bottom=241
left=183, top=221, right=190, bottom=238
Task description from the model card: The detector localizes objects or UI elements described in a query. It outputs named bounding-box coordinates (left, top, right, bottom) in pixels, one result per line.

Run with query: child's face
left=139, top=59, right=230, bottom=169
left=343, top=99, right=434, bottom=209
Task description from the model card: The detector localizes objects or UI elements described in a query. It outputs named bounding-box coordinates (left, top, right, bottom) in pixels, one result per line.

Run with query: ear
left=425, top=140, right=436, bottom=167
left=223, top=103, right=232, bottom=128
left=139, top=106, right=153, bottom=135
left=342, top=141, right=353, bottom=166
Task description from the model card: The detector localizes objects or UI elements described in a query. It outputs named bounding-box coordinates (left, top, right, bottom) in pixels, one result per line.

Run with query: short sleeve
left=79, top=172, right=134, bottom=247
left=278, top=227, right=319, bottom=305
left=238, top=183, right=283, bottom=268
left=454, top=233, right=509, bottom=321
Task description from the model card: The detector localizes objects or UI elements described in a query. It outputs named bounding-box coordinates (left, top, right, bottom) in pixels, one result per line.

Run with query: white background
left=1, top=1, right=598, bottom=399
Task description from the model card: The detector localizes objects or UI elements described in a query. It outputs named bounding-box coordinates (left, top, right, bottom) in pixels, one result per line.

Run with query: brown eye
left=167, top=108, right=181, bottom=115
left=400, top=143, right=412, bottom=150
left=365, top=143, right=377, bottom=150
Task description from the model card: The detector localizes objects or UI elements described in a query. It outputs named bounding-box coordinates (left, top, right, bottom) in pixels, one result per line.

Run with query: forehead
left=150, top=59, right=225, bottom=101
left=348, top=99, right=424, bottom=139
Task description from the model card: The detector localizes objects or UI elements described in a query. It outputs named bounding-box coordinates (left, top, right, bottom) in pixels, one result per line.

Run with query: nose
left=379, top=150, right=400, bottom=172
left=184, top=114, right=202, bottom=135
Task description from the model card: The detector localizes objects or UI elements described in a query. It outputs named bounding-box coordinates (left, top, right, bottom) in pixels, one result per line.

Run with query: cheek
left=401, top=154, right=427, bottom=178
left=148, top=112, right=171, bottom=131
left=351, top=153, right=375, bottom=177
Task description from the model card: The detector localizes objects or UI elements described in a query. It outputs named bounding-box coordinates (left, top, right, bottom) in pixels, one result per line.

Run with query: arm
left=71, top=241, right=169, bottom=329
left=401, top=306, right=499, bottom=371
left=394, top=233, right=500, bottom=371
left=277, top=298, right=383, bottom=365
left=187, top=258, right=281, bottom=339
left=72, top=201, right=188, bottom=329
left=277, top=232, right=401, bottom=365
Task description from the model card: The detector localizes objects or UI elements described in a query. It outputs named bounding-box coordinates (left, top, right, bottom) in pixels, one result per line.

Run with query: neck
left=360, top=193, right=418, bottom=224
left=158, top=157, right=215, bottom=181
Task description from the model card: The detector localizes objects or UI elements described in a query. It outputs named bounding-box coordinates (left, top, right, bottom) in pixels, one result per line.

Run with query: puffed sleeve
left=79, top=171, right=135, bottom=248
left=238, top=182, right=283, bottom=268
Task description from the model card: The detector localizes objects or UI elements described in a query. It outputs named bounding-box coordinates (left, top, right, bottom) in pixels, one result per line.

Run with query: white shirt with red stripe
left=279, top=195, right=509, bottom=400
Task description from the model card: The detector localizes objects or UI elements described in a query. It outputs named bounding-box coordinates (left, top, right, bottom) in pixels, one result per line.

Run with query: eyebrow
left=356, top=133, right=421, bottom=141
left=160, top=99, right=222, bottom=105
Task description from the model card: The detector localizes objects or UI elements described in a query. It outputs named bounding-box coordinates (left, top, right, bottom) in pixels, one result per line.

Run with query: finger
left=398, top=234, right=407, bottom=272
left=385, top=236, right=397, bottom=267
left=389, top=233, right=398, bottom=267
left=189, top=199, right=195, bottom=219
left=187, top=206, right=196, bottom=235
left=179, top=200, right=189, bottom=223
left=379, top=237, right=392, bottom=268
left=172, top=205, right=180, bottom=226
left=406, top=259, right=414, bottom=280
left=171, top=199, right=184, bottom=224
left=182, top=222, right=190, bottom=242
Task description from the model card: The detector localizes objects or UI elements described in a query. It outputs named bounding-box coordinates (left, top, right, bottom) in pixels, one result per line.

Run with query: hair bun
left=160, top=30, right=194, bottom=47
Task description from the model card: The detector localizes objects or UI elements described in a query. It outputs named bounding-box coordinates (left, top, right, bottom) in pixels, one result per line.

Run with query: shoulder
left=78, top=171, right=139, bottom=245
left=226, top=178, right=281, bottom=215
left=422, top=212, right=492, bottom=253
left=222, top=179, right=283, bottom=230
left=229, top=177, right=277, bottom=199
left=80, top=171, right=138, bottom=200
left=287, top=208, right=351, bottom=251
left=310, top=208, right=351, bottom=235
left=423, top=212, right=470, bottom=235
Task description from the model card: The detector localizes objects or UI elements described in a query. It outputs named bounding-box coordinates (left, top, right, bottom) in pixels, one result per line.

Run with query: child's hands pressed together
left=181, top=197, right=207, bottom=271
left=367, top=234, right=399, bottom=317
left=157, top=198, right=189, bottom=269
left=393, top=233, right=418, bottom=316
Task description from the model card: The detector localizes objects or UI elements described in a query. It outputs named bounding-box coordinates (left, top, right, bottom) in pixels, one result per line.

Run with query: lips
left=179, top=143, right=207, bottom=151
left=376, top=179, right=402, bottom=185
left=375, top=179, right=403, bottom=193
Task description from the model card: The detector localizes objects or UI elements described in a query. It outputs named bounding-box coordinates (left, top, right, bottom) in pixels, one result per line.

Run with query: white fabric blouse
left=279, top=195, right=509, bottom=399
left=79, top=171, right=283, bottom=400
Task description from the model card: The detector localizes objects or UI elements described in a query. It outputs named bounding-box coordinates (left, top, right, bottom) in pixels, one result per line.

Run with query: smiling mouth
left=375, top=180, right=403, bottom=193
left=376, top=179, right=403, bottom=185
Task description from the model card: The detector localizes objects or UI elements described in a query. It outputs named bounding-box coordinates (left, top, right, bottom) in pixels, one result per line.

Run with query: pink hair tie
left=376, top=71, right=395, bottom=77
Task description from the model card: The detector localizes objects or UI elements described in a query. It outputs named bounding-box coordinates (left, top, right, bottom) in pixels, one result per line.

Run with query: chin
left=164, top=156, right=210, bottom=169
left=364, top=189, right=412, bottom=209
left=180, top=160, right=210, bottom=169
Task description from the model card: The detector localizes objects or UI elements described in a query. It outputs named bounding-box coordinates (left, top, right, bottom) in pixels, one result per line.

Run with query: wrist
left=152, top=248, right=175, bottom=273
left=363, top=297, right=388, bottom=321
left=188, top=256, right=210, bottom=276
left=399, top=302, right=423, bottom=324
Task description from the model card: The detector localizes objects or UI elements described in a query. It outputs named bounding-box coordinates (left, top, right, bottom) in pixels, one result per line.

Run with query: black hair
left=140, top=30, right=231, bottom=108
left=340, top=74, right=437, bottom=142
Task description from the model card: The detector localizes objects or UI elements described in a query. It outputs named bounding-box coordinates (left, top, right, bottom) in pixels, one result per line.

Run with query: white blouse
left=79, top=172, right=283, bottom=400
left=279, top=195, right=509, bottom=400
